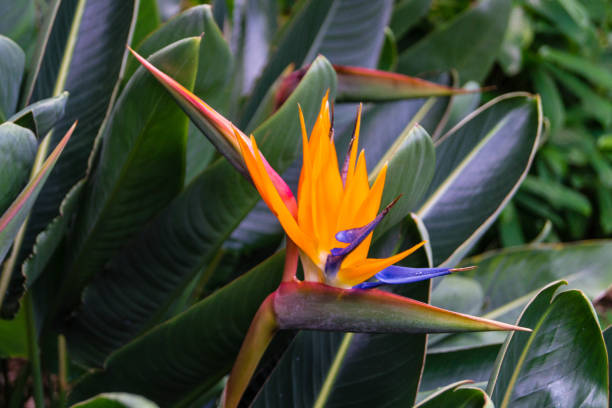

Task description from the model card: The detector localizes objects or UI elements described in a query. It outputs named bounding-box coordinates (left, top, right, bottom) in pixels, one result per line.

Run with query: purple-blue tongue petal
left=353, top=266, right=455, bottom=289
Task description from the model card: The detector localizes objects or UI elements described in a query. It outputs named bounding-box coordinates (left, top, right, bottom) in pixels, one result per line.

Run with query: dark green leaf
left=497, top=6, right=532, bottom=76
left=124, top=5, right=233, bottom=185
left=597, top=185, right=612, bottom=234
left=20, top=0, right=137, bottom=273
left=0, top=0, right=36, bottom=59
left=23, top=180, right=84, bottom=286
left=525, top=0, right=597, bottom=49
left=230, top=0, right=277, bottom=98
left=0, top=122, right=73, bottom=268
left=377, top=27, right=397, bottom=71
left=131, top=0, right=160, bottom=48
left=68, top=252, right=285, bottom=406
left=375, top=125, right=435, bottom=236
left=464, top=241, right=612, bottom=323
left=603, top=326, right=612, bottom=407
left=520, top=175, right=591, bottom=216
left=49, top=37, right=199, bottom=324
left=390, top=0, right=431, bottom=40
left=398, top=0, right=511, bottom=83
left=498, top=202, right=526, bottom=247
left=488, top=282, right=608, bottom=408
left=0, top=303, right=27, bottom=357
left=63, top=57, right=336, bottom=367
left=539, top=45, right=612, bottom=91
left=546, top=64, right=612, bottom=127
left=531, top=67, right=565, bottom=134
left=0, top=35, right=25, bottom=121
left=242, top=0, right=392, bottom=125
left=421, top=343, right=500, bottom=392
left=71, top=393, right=158, bottom=408
left=0, top=123, right=37, bottom=215
left=8, top=92, right=69, bottom=138
left=416, top=382, right=493, bottom=408
left=417, top=93, right=542, bottom=266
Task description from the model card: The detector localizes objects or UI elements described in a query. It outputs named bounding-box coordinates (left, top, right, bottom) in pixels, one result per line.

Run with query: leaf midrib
left=498, top=304, right=553, bottom=408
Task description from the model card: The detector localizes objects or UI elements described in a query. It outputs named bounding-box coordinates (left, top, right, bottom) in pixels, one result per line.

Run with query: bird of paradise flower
left=128, top=48, right=530, bottom=408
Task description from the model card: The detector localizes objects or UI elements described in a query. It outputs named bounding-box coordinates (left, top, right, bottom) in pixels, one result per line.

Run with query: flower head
left=236, top=94, right=458, bottom=288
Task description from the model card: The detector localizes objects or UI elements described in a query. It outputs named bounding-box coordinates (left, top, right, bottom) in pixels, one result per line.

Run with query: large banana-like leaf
left=0, top=123, right=37, bottom=214
left=464, top=241, right=612, bottom=322
left=487, top=281, right=608, bottom=407
left=230, top=0, right=277, bottom=98
left=63, top=56, right=337, bottom=367
left=2, top=0, right=138, bottom=317
left=241, top=0, right=392, bottom=125
left=430, top=240, right=612, bottom=351
left=68, top=251, right=286, bottom=406
left=0, top=35, right=25, bottom=121
left=45, top=38, right=199, bottom=325
left=0, top=123, right=74, bottom=272
left=124, top=4, right=233, bottom=184
left=398, top=0, right=511, bottom=83
left=417, top=93, right=542, bottom=266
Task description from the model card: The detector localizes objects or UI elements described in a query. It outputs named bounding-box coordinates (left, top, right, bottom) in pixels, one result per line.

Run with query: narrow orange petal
left=247, top=136, right=318, bottom=260
left=344, top=103, right=362, bottom=187
left=338, top=241, right=426, bottom=286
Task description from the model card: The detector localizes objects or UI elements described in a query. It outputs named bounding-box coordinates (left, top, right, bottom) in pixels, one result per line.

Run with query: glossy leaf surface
left=488, top=282, right=608, bottom=408
left=242, top=0, right=392, bottom=125
left=420, top=343, right=500, bottom=392
left=0, top=123, right=74, bottom=264
left=0, top=123, right=37, bottom=215
left=0, top=35, right=25, bottom=121
left=417, top=93, right=542, bottom=266
left=463, top=240, right=612, bottom=324
left=8, top=92, right=68, bottom=137
left=125, top=5, right=233, bottom=184
left=20, top=0, right=137, bottom=270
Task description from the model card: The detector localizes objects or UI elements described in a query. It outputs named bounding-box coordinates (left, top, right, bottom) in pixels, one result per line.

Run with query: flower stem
left=223, top=293, right=278, bottom=408
left=24, top=294, right=44, bottom=407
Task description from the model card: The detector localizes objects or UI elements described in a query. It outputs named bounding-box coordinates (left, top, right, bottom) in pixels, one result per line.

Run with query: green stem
left=24, top=294, right=44, bottom=407
left=222, top=293, right=278, bottom=408
left=58, top=335, right=68, bottom=407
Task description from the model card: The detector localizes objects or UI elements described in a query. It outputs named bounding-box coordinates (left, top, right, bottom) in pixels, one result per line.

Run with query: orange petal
left=338, top=241, right=426, bottom=286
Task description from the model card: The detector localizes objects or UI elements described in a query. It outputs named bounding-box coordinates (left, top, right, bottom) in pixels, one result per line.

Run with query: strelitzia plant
left=129, top=49, right=529, bottom=408
left=2, top=2, right=609, bottom=407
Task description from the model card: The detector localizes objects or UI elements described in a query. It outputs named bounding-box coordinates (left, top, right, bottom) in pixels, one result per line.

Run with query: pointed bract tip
left=449, top=266, right=477, bottom=273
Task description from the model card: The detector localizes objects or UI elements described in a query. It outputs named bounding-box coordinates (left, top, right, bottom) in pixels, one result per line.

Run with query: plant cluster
left=0, top=1, right=609, bottom=407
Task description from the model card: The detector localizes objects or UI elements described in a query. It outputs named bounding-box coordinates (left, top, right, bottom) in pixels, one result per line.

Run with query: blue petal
left=353, top=266, right=454, bottom=289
